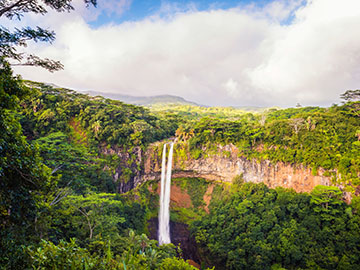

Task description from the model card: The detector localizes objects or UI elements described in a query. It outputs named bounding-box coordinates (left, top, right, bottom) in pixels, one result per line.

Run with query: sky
left=6, top=0, right=360, bottom=107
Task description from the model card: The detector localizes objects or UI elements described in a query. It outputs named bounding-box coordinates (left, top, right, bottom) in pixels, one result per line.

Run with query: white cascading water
left=158, top=142, right=174, bottom=245
left=158, top=144, right=167, bottom=244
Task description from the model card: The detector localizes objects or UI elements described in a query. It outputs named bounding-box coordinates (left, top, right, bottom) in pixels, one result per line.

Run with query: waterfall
left=163, top=142, right=174, bottom=242
left=158, top=142, right=174, bottom=245
left=158, top=144, right=167, bottom=244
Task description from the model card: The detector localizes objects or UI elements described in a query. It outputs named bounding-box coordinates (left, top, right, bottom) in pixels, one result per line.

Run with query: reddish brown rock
left=143, top=143, right=332, bottom=194
left=203, top=184, right=214, bottom=213
left=155, top=183, right=193, bottom=208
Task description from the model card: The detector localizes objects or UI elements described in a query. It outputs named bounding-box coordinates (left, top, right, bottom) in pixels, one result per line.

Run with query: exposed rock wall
left=103, top=141, right=336, bottom=194
left=142, top=143, right=332, bottom=193
left=101, top=145, right=143, bottom=193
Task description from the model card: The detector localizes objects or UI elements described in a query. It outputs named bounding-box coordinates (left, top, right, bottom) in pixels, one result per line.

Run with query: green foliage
left=341, top=89, right=360, bottom=102
left=25, top=231, right=195, bottom=270
left=170, top=207, right=201, bottom=225
left=3, top=57, right=360, bottom=270
left=192, top=182, right=360, bottom=270
left=34, top=131, right=115, bottom=193
left=165, top=177, right=216, bottom=227
left=16, top=81, right=179, bottom=195
left=0, top=59, right=27, bottom=110
left=182, top=103, right=360, bottom=187
left=159, top=257, right=198, bottom=269
left=311, top=186, right=343, bottom=208
left=150, top=103, right=269, bottom=120
left=133, top=180, right=160, bottom=220
left=50, top=193, right=126, bottom=241
left=190, top=148, right=202, bottom=160
left=40, top=191, right=150, bottom=247
left=0, top=0, right=96, bottom=71
left=26, top=239, right=101, bottom=270
left=173, top=177, right=209, bottom=211
left=0, top=59, right=56, bottom=269
left=20, top=81, right=178, bottom=147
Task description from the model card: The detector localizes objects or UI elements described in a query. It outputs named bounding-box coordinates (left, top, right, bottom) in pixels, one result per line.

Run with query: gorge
left=3, top=80, right=359, bottom=269
left=102, top=139, right=352, bottom=206
left=3, top=0, right=360, bottom=267
left=140, top=143, right=334, bottom=193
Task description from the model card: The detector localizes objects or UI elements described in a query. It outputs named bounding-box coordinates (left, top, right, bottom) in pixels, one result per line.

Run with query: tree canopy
left=192, top=182, right=360, bottom=270
left=341, top=89, right=360, bottom=102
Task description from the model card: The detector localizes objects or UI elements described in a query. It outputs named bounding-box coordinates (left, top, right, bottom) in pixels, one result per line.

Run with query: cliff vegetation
left=1, top=58, right=360, bottom=269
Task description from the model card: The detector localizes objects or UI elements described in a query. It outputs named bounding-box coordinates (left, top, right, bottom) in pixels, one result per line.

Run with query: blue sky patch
left=88, top=0, right=280, bottom=27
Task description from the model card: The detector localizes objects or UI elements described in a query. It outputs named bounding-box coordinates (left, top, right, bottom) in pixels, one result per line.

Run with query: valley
left=2, top=1, right=360, bottom=269
left=1, top=78, right=360, bottom=269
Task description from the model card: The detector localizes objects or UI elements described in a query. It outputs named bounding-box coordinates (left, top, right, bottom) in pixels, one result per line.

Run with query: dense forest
left=0, top=62, right=200, bottom=269
left=192, top=181, right=360, bottom=270
left=1, top=56, right=360, bottom=269
left=2, top=0, right=359, bottom=269
left=176, top=102, right=360, bottom=190
left=19, top=80, right=180, bottom=193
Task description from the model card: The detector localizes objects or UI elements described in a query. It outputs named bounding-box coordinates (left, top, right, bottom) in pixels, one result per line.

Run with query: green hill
left=2, top=75, right=360, bottom=269
left=84, top=90, right=200, bottom=106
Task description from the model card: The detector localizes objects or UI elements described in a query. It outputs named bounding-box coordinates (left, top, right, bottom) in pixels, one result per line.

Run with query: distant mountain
left=84, top=91, right=200, bottom=107
left=23, top=80, right=200, bottom=107
left=24, top=81, right=269, bottom=110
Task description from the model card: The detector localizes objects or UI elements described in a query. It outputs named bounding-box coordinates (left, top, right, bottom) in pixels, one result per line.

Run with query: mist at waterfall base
left=158, top=142, right=174, bottom=245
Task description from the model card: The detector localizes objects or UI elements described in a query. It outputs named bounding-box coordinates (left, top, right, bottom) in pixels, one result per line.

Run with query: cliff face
left=142, top=143, right=332, bottom=193
left=104, top=141, right=336, bottom=194
left=101, top=145, right=143, bottom=193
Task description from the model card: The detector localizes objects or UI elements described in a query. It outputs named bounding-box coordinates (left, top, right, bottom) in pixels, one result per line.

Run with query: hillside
left=84, top=90, right=200, bottom=106
left=2, top=0, right=360, bottom=269
left=2, top=75, right=360, bottom=269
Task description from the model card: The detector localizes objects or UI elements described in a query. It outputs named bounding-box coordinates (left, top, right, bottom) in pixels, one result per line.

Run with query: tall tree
left=341, top=89, right=360, bottom=102
left=340, top=90, right=360, bottom=117
left=0, top=1, right=97, bottom=267
left=0, top=57, right=56, bottom=268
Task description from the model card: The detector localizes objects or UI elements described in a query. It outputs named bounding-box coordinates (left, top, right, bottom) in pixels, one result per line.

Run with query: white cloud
left=244, top=0, right=304, bottom=22
left=100, top=0, right=132, bottom=16
left=248, top=0, right=360, bottom=106
left=223, top=78, right=239, bottom=97
left=11, top=0, right=360, bottom=107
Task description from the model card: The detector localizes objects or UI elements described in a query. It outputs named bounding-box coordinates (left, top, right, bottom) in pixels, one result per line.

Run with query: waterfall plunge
left=158, top=142, right=174, bottom=245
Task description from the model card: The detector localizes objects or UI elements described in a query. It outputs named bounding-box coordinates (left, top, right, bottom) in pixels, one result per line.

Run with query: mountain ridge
left=84, top=90, right=201, bottom=107
left=25, top=80, right=276, bottom=112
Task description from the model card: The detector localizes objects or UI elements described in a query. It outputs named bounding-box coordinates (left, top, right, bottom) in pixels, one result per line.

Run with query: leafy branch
left=0, top=0, right=96, bottom=71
